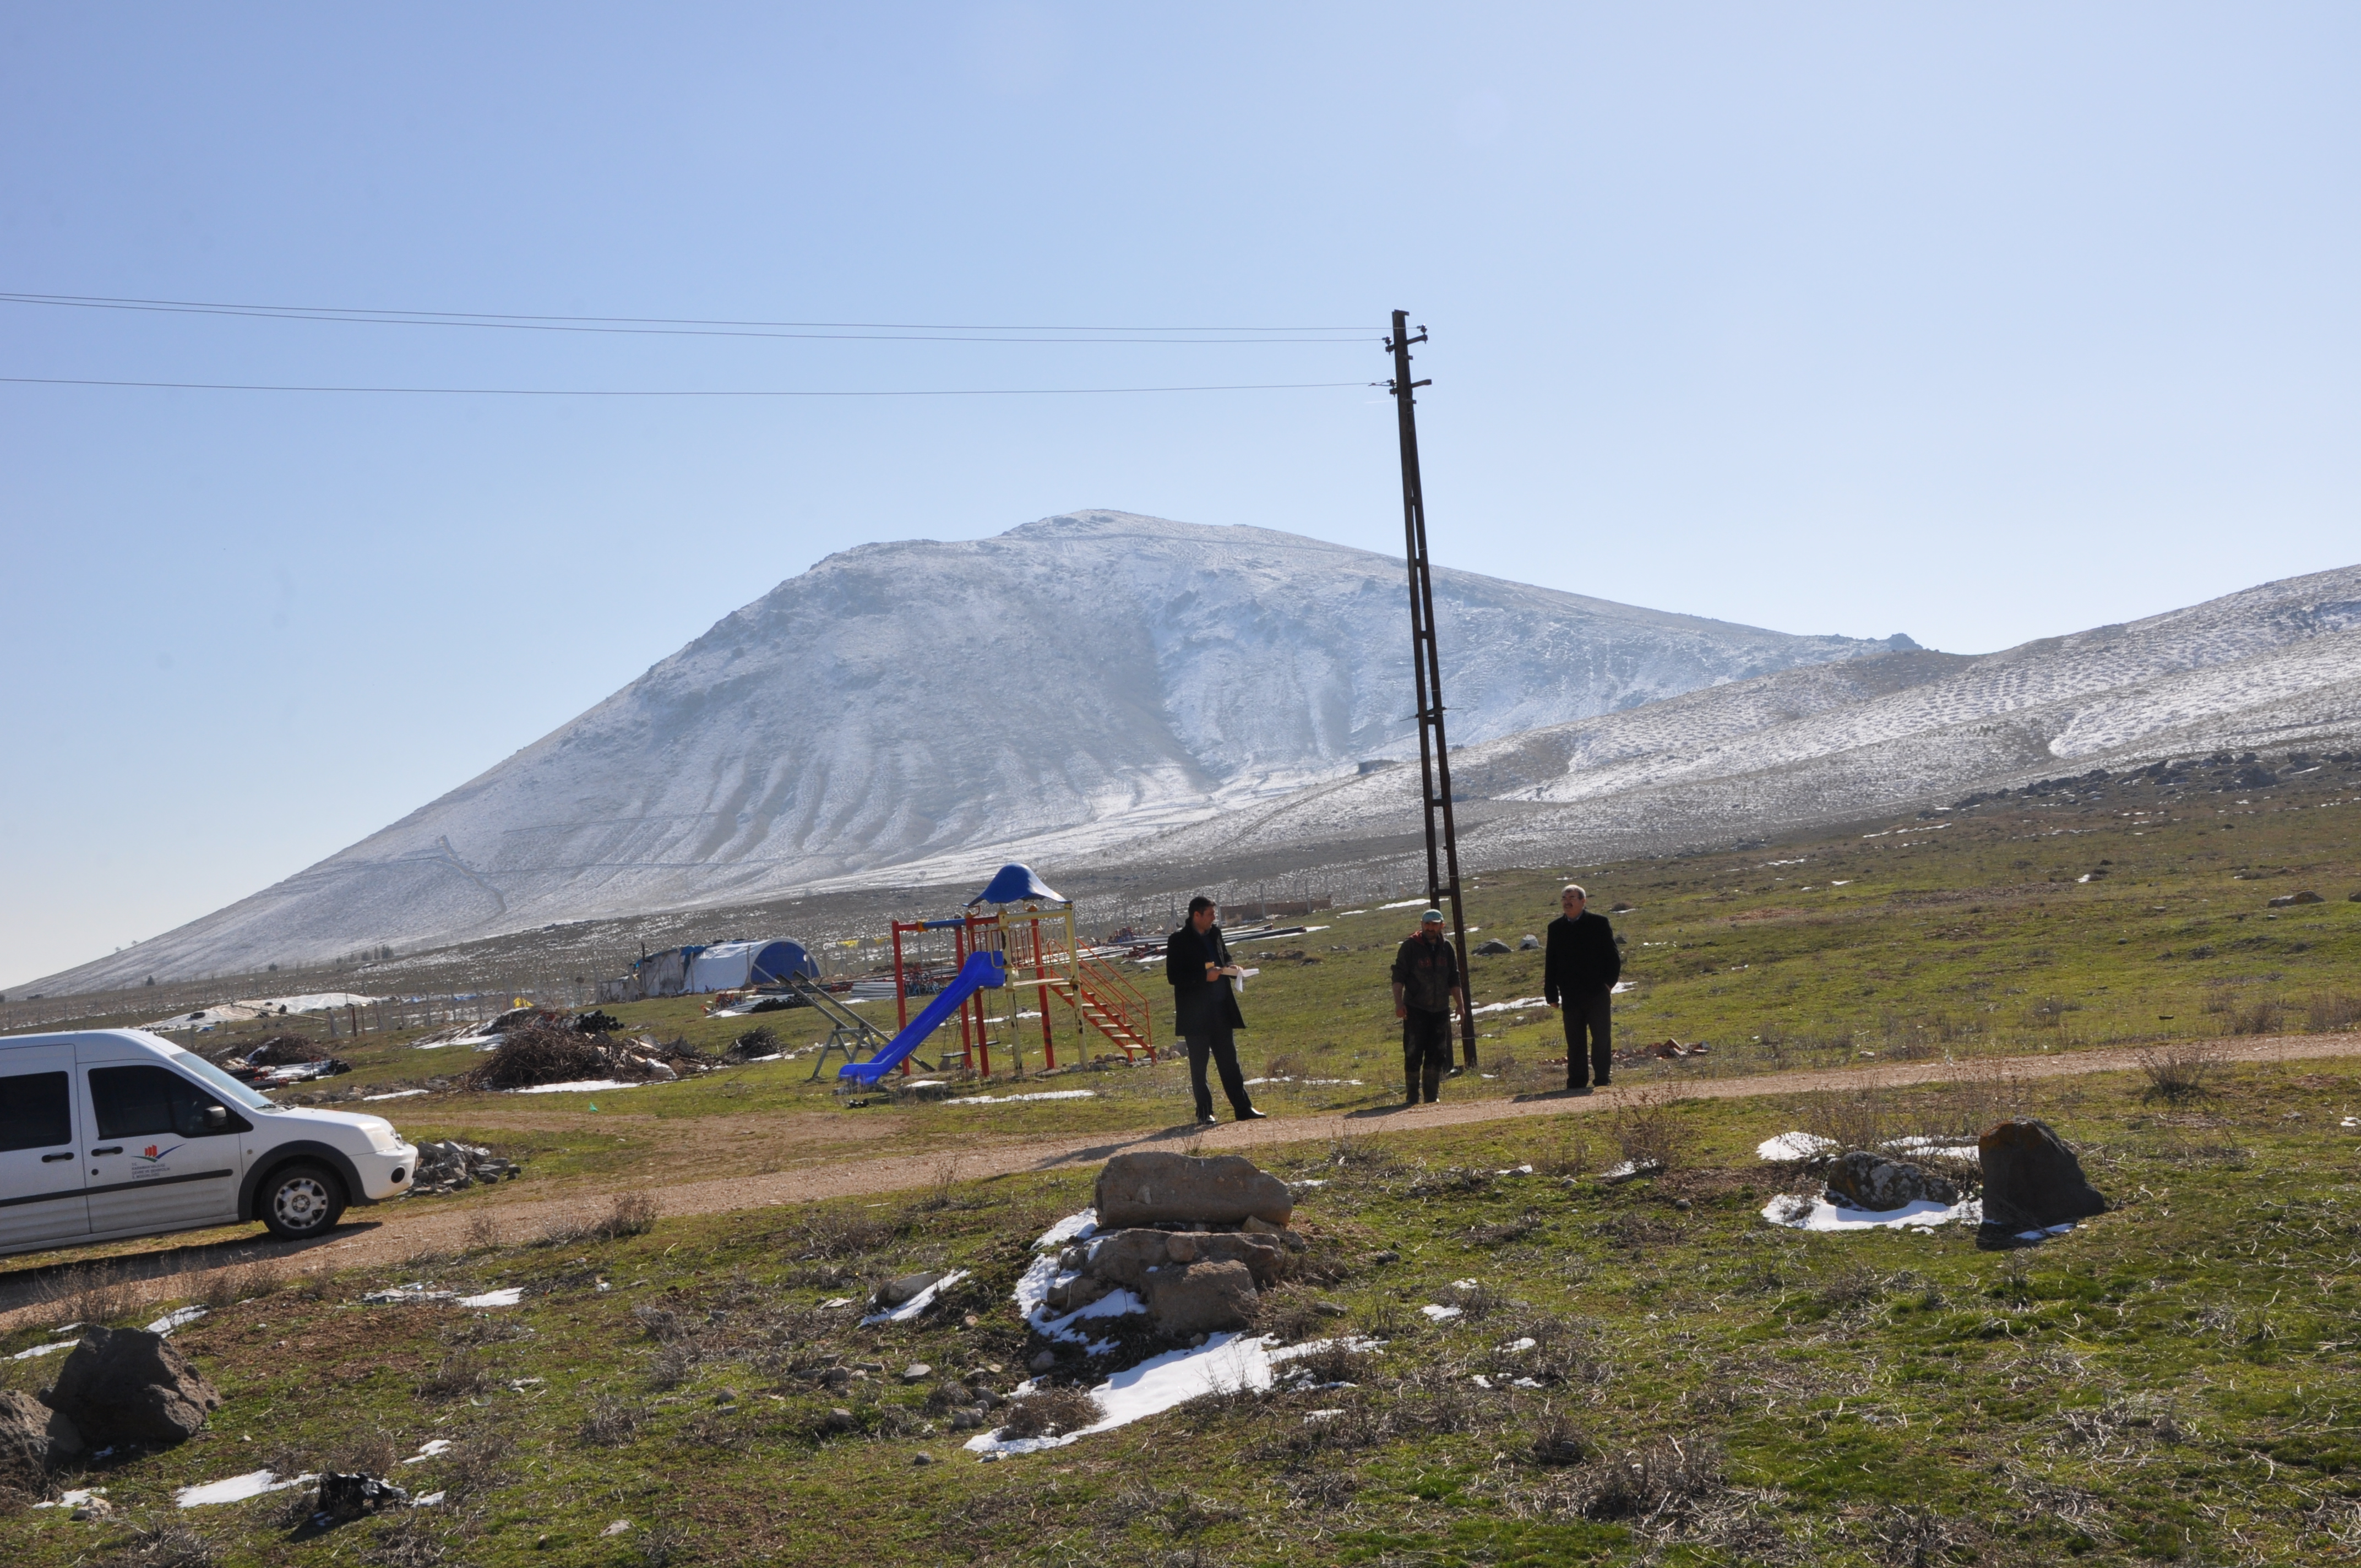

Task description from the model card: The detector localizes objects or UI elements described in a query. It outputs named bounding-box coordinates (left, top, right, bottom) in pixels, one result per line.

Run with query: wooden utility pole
left=1386, top=311, right=1478, bottom=1068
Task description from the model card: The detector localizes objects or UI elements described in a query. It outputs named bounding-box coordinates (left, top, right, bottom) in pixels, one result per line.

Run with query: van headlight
left=363, top=1121, right=406, bottom=1155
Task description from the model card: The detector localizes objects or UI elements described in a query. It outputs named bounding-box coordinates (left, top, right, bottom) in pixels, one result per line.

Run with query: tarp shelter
left=967, top=863, right=1066, bottom=906
left=686, top=940, right=818, bottom=994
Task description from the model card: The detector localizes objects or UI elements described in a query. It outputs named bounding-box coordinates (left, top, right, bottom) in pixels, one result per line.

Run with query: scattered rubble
left=317, top=1471, right=411, bottom=1521
left=46, top=1327, right=221, bottom=1447
left=407, top=1140, right=521, bottom=1195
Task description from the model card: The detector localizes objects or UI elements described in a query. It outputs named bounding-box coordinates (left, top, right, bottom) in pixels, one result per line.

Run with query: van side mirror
left=205, top=1104, right=228, bottom=1130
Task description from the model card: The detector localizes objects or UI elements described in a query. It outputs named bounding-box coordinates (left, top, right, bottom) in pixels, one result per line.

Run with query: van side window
left=0, top=1071, right=72, bottom=1152
left=88, top=1066, right=248, bottom=1140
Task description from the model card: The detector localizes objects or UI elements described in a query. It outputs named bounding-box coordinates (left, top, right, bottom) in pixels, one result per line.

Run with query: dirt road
left=6, top=1033, right=2355, bottom=1329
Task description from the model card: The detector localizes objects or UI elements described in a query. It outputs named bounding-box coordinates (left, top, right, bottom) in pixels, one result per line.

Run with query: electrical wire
left=0, top=291, right=1377, bottom=345
left=0, top=374, right=1378, bottom=396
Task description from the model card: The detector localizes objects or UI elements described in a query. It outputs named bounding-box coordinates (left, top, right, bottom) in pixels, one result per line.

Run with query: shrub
left=1609, top=1090, right=1695, bottom=1172
left=996, top=1385, right=1102, bottom=1440
left=2136, top=1042, right=2219, bottom=1102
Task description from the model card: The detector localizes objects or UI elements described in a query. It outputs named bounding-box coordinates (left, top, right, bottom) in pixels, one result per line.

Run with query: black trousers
left=1184, top=1025, right=1254, bottom=1119
left=1561, top=988, right=1612, bottom=1087
left=1402, top=1010, right=1453, bottom=1103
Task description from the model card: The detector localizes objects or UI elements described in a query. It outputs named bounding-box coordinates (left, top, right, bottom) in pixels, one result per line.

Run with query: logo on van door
left=136, top=1144, right=181, bottom=1164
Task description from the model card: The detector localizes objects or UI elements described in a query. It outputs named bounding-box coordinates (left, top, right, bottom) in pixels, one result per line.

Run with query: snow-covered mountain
left=1124, top=562, right=2361, bottom=869
left=35, top=512, right=1905, bottom=989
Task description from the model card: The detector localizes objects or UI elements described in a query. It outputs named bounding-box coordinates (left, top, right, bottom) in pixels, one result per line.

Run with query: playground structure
left=834, top=863, right=1157, bottom=1087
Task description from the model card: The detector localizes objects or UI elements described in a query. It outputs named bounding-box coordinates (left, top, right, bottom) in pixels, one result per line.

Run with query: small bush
left=2136, top=1042, right=2219, bottom=1102
left=729, top=1026, right=781, bottom=1059
left=1609, top=1090, right=1696, bottom=1173
left=1574, top=1437, right=1726, bottom=1520
left=996, top=1385, right=1103, bottom=1440
left=2305, top=992, right=2361, bottom=1033
left=578, top=1396, right=645, bottom=1447
left=1283, top=1341, right=1378, bottom=1386
left=417, top=1351, right=491, bottom=1401
left=599, top=1190, right=660, bottom=1239
left=2227, top=999, right=2286, bottom=1036
left=1530, top=1418, right=1593, bottom=1467
left=99, top=1525, right=221, bottom=1568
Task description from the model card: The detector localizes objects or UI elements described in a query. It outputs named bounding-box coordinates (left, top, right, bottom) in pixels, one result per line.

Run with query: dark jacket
left=1166, top=922, right=1246, bottom=1036
left=1391, top=932, right=1461, bottom=1014
left=1544, top=911, right=1621, bottom=1004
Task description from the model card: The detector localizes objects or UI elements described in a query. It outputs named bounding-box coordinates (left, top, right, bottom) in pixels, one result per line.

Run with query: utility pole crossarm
left=1385, top=309, right=1478, bottom=1069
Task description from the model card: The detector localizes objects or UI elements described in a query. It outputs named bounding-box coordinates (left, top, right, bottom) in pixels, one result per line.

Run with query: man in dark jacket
left=1391, top=908, right=1464, bottom=1104
left=1165, top=897, right=1264, bottom=1125
left=1544, top=884, right=1621, bottom=1092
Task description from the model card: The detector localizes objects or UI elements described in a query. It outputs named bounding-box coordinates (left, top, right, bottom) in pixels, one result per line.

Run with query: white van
left=0, top=1028, right=417, bottom=1256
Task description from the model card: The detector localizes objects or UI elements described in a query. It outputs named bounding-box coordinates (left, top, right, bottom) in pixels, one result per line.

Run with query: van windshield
left=166, top=1049, right=279, bottom=1113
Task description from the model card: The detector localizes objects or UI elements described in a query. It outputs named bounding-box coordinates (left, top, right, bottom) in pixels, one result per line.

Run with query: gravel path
left=4, top=1032, right=2355, bottom=1329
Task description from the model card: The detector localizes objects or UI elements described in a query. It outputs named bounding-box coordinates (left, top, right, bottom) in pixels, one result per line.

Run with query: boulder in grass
left=1474, top=939, right=1513, bottom=956
left=1978, top=1118, right=2107, bottom=1245
left=318, top=1472, right=411, bottom=1521
left=0, top=1390, right=83, bottom=1496
left=1823, top=1151, right=1960, bottom=1212
left=872, top=1272, right=944, bottom=1310
left=1093, top=1151, right=1292, bottom=1229
left=1145, top=1259, right=1259, bottom=1337
left=44, top=1327, right=220, bottom=1446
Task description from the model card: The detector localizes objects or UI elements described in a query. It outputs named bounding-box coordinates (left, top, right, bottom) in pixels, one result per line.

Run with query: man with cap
left=1165, top=896, right=1265, bottom=1125
left=1545, top=883, right=1621, bottom=1093
left=1391, top=908, right=1464, bottom=1104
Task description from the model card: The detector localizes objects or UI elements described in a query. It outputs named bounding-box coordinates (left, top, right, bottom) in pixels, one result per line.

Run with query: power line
left=0, top=374, right=1378, bottom=397
left=0, top=292, right=1377, bottom=345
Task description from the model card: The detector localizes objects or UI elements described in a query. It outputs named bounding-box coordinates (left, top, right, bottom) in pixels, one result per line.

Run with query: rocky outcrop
left=44, top=1327, right=221, bottom=1446
left=1093, top=1152, right=1293, bottom=1229
left=0, top=1390, right=83, bottom=1496
left=1146, top=1260, right=1261, bottom=1337
left=1823, top=1151, right=1961, bottom=1212
left=1979, top=1118, right=2108, bottom=1243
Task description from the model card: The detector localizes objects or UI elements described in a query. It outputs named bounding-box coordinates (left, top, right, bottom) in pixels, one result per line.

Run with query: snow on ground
left=145, top=1306, right=206, bottom=1335
left=1757, top=1132, right=1836, bottom=1162
left=11, top=1338, right=77, bottom=1361
left=458, top=1287, right=524, bottom=1308
left=403, top=1440, right=454, bottom=1464
left=176, top=1470, right=314, bottom=1508
left=861, top=1270, right=971, bottom=1326
left=34, top=1488, right=105, bottom=1509
left=966, top=1334, right=1379, bottom=1459
left=364, top=1088, right=429, bottom=1101
left=950, top=1090, right=1096, bottom=1104
left=506, top=1079, right=641, bottom=1095
left=1471, top=997, right=1548, bottom=1015
left=1761, top=1194, right=1983, bottom=1232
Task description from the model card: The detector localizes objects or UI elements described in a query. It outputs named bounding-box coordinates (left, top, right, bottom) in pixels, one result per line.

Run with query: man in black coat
left=1165, top=897, right=1264, bottom=1125
left=1391, top=908, right=1465, bottom=1104
left=1544, top=884, right=1622, bottom=1093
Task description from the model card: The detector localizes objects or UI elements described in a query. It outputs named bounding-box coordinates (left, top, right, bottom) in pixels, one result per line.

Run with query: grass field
left=20, top=754, right=2354, bottom=1204
left=6, top=1052, right=2359, bottom=1566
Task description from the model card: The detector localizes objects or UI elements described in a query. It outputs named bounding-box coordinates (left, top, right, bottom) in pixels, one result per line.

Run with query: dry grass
left=2306, top=991, right=2361, bottom=1033
left=2136, top=1041, right=2221, bottom=1103
left=996, top=1384, right=1103, bottom=1439
left=1608, top=1089, right=1696, bottom=1172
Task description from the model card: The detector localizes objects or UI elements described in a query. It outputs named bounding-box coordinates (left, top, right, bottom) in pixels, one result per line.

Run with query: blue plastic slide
left=837, top=948, right=1007, bottom=1086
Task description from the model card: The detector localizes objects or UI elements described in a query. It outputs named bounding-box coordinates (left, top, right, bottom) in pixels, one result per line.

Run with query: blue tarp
left=967, top=862, right=1066, bottom=906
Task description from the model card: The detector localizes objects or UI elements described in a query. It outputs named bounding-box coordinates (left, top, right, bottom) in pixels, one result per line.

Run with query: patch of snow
left=414, top=1491, right=446, bottom=1506
left=1471, top=997, right=1548, bottom=1015
left=402, top=1440, right=454, bottom=1464
left=364, top=1088, right=430, bottom=1101
left=34, top=1488, right=106, bottom=1509
left=1756, top=1131, right=1837, bottom=1162
left=1500, top=1337, right=1537, bottom=1353
left=862, top=1268, right=971, bottom=1325
left=416, top=1036, right=499, bottom=1051
left=507, top=1079, right=642, bottom=1095
left=1421, top=1304, right=1463, bottom=1321
left=965, top=1334, right=1379, bottom=1457
left=11, top=1338, right=79, bottom=1360
left=176, top=1469, right=314, bottom=1507
left=818, top=1297, right=853, bottom=1310
left=1761, top=1194, right=1983, bottom=1232
left=144, top=1305, right=206, bottom=1335
left=362, top=1282, right=455, bottom=1305
left=949, top=1090, right=1096, bottom=1104
left=457, top=1287, right=524, bottom=1308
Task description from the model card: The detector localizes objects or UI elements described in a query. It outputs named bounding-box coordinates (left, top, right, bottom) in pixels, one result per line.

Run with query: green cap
left=1421, top=908, right=1445, bottom=924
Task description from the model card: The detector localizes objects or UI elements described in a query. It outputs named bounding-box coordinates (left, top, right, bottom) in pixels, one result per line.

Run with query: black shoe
left=1196, top=1114, right=1218, bottom=1126
left=1566, top=1084, right=1593, bottom=1096
left=1594, top=1076, right=1611, bottom=1088
left=1236, top=1108, right=1269, bottom=1121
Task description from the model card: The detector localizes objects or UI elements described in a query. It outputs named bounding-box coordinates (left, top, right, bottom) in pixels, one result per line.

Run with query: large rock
left=1070, top=1228, right=1284, bottom=1293
left=1145, top=1259, right=1259, bottom=1336
left=1823, top=1151, right=1960, bottom=1212
left=0, top=1390, right=83, bottom=1495
left=1978, top=1118, right=2107, bottom=1242
left=1093, top=1152, right=1292, bottom=1229
left=44, top=1326, right=221, bottom=1446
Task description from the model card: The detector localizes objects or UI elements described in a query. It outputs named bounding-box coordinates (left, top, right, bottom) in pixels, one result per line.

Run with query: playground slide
left=837, top=948, right=1007, bottom=1086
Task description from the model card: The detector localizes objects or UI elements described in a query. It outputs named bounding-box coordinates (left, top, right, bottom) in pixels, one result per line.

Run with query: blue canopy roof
left=967, top=862, right=1066, bottom=906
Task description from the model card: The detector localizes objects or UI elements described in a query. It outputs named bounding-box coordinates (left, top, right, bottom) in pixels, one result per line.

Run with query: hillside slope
left=35, top=511, right=1902, bottom=989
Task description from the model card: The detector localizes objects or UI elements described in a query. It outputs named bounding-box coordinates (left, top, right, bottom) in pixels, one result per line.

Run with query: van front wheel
left=259, top=1162, right=347, bottom=1239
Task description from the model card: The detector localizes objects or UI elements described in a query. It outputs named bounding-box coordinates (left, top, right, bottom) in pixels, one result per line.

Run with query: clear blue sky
left=6, top=4, right=2357, bottom=988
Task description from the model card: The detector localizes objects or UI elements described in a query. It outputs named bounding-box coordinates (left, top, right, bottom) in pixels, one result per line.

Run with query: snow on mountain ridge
left=29, top=511, right=1897, bottom=989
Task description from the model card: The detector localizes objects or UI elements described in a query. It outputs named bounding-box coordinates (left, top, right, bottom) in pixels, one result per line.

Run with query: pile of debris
left=1038, top=1152, right=1303, bottom=1340
left=223, top=1036, right=352, bottom=1087
left=459, top=1016, right=710, bottom=1091
left=407, top=1140, right=522, bottom=1195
